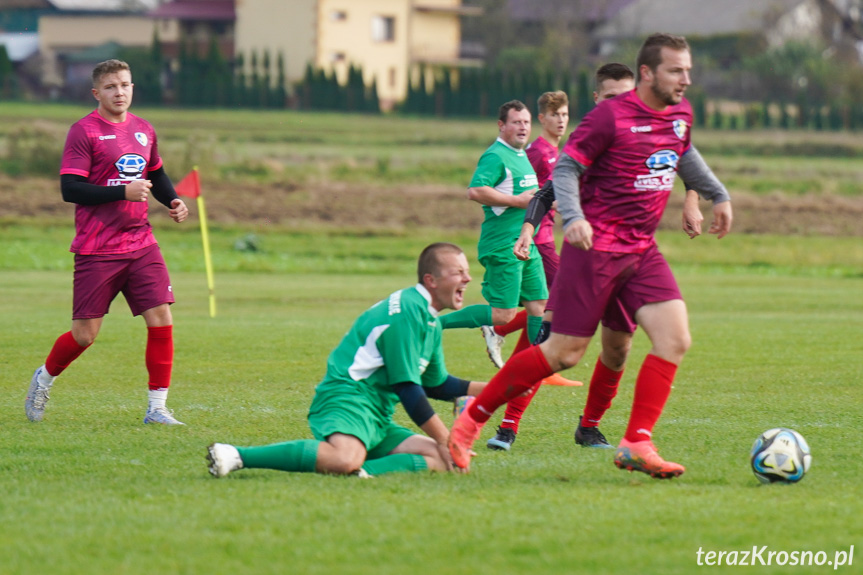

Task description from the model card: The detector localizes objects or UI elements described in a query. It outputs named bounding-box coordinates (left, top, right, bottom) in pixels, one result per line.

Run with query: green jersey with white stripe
left=314, top=284, right=448, bottom=423
left=469, top=137, right=539, bottom=257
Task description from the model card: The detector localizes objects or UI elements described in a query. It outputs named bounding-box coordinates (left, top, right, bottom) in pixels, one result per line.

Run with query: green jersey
left=314, top=284, right=448, bottom=424
left=469, top=137, right=539, bottom=257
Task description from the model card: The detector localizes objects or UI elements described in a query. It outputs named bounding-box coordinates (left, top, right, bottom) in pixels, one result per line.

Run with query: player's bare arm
left=677, top=146, right=732, bottom=239
left=682, top=188, right=703, bottom=238
left=467, top=185, right=535, bottom=209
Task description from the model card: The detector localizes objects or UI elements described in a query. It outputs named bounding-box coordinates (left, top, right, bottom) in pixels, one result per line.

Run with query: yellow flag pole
left=192, top=167, right=216, bottom=318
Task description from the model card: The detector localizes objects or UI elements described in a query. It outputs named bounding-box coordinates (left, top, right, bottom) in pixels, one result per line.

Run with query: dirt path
left=5, top=175, right=863, bottom=236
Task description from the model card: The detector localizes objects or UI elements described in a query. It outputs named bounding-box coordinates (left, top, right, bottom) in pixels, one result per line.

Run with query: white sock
left=37, top=365, right=55, bottom=386
left=147, top=388, right=169, bottom=411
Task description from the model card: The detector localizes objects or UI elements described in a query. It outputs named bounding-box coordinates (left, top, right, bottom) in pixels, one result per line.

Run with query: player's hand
left=169, top=198, right=189, bottom=223
left=682, top=189, right=703, bottom=239
left=125, top=179, right=151, bottom=202
left=708, top=201, right=733, bottom=239
left=513, top=227, right=534, bottom=261
left=513, top=189, right=535, bottom=209
left=436, top=442, right=456, bottom=472
left=564, top=219, right=593, bottom=250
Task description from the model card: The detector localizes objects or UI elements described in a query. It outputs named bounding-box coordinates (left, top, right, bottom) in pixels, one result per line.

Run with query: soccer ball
left=750, top=428, right=812, bottom=484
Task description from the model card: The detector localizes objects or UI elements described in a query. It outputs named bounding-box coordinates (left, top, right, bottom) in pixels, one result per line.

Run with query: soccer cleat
left=541, top=373, right=584, bottom=387
left=448, top=410, right=484, bottom=471
left=25, top=367, right=53, bottom=422
left=143, top=406, right=185, bottom=425
left=614, top=438, right=685, bottom=479
left=354, top=469, right=373, bottom=479
left=486, top=426, right=516, bottom=451
left=452, top=395, right=474, bottom=418
left=480, top=325, right=505, bottom=369
left=574, top=416, right=613, bottom=448
left=206, top=443, right=244, bottom=478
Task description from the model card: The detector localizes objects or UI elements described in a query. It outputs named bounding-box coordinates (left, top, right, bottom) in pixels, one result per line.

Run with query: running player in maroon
left=449, top=33, right=733, bottom=478
left=25, top=59, right=189, bottom=425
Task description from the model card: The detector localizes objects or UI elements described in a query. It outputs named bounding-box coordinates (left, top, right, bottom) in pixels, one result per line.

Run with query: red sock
left=495, top=309, right=527, bottom=337
left=624, top=354, right=677, bottom=443
left=146, top=325, right=173, bottom=390
left=45, top=331, right=90, bottom=377
left=581, top=356, right=624, bottom=427
left=500, top=329, right=535, bottom=432
left=468, top=345, right=553, bottom=424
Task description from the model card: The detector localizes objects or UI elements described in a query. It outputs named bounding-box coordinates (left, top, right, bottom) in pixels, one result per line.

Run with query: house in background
left=37, top=0, right=158, bottom=98
left=234, top=0, right=482, bottom=110
left=149, top=0, right=234, bottom=62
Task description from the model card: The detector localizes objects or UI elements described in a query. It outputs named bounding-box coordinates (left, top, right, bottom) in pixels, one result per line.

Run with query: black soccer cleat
left=486, top=426, right=517, bottom=451
left=575, top=416, right=613, bottom=449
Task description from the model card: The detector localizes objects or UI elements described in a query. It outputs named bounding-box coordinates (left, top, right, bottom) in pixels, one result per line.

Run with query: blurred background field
left=2, top=104, right=863, bottom=574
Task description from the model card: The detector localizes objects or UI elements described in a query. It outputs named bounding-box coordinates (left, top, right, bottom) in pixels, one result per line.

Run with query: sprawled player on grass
left=207, top=242, right=487, bottom=478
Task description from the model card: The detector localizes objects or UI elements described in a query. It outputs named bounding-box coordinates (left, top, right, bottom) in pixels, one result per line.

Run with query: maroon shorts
left=72, top=243, right=174, bottom=319
left=549, top=242, right=681, bottom=337
left=535, top=240, right=559, bottom=290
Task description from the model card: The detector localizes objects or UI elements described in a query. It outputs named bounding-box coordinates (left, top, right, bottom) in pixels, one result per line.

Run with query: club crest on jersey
left=135, top=132, right=148, bottom=146
left=672, top=119, right=687, bottom=140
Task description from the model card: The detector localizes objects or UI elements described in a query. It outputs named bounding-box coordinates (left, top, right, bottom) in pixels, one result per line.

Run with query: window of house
left=331, top=10, right=347, bottom=21
left=331, top=52, right=346, bottom=63
left=371, top=15, right=395, bottom=42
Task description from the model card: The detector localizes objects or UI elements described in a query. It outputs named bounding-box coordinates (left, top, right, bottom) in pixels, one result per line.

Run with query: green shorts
left=308, top=388, right=415, bottom=460
left=479, top=244, right=549, bottom=309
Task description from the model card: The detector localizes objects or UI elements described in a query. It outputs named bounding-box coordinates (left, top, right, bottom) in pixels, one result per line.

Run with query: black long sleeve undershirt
left=60, top=167, right=179, bottom=208
left=392, top=375, right=472, bottom=427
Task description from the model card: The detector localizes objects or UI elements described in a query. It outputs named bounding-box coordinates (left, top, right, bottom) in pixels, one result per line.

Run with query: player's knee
left=322, top=452, right=365, bottom=475
left=492, top=308, right=517, bottom=325
left=72, top=332, right=97, bottom=347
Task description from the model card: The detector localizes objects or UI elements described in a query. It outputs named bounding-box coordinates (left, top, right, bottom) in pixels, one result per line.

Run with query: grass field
left=1, top=224, right=862, bottom=575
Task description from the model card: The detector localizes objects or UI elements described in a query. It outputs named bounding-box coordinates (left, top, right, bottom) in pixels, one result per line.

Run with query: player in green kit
left=207, top=243, right=487, bottom=478
left=439, top=100, right=548, bottom=360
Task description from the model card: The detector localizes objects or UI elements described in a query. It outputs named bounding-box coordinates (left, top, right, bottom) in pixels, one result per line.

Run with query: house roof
left=508, top=0, right=636, bottom=23
left=148, top=0, right=234, bottom=21
left=0, top=32, right=39, bottom=61
left=0, top=0, right=53, bottom=8
left=49, top=0, right=160, bottom=10
left=593, top=0, right=807, bottom=39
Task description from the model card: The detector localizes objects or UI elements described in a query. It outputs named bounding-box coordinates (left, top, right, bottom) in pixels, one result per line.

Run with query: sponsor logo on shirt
left=631, top=125, right=652, bottom=133
left=99, top=135, right=116, bottom=140
left=108, top=153, right=147, bottom=186
left=388, top=290, right=403, bottom=315
left=672, top=119, right=688, bottom=140
left=518, top=173, right=538, bottom=189
left=634, top=149, right=679, bottom=191
left=135, top=132, right=148, bottom=146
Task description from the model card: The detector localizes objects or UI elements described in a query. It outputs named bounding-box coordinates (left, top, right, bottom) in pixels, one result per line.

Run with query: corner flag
left=176, top=167, right=216, bottom=317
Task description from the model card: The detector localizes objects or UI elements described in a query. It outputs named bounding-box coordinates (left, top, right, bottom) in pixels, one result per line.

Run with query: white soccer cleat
left=25, top=367, right=53, bottom=422
left=480, top=325, right=505, bottom=368
left=206, top=443, right=244, bottom=478
left=143, top=406, right=185, bottom=425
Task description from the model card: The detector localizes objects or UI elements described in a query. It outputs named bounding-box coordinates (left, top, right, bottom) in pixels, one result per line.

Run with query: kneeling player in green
left=207, top=242, right=485, bottom=478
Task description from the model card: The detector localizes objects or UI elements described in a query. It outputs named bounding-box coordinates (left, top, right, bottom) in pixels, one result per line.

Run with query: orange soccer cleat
left=614, top=438, right=685, bottom=479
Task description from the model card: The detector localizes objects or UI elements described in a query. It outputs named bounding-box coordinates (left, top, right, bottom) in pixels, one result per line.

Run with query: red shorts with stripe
left=72, top=243, right=174, bottom=319
left=549, top=242, right=681, bottom=337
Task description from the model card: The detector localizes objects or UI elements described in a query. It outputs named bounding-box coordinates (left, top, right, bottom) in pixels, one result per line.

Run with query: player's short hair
left=537, top=91, right=568, bottom=115
left=595, top=63, right=634, bottom=89
left=418, top=242, right=464, bottom=282
left=92, top=59, right=131, bottom=86
left=635, top=33, right=690, bottom=80
left=498, top=100, right=528, bottom=123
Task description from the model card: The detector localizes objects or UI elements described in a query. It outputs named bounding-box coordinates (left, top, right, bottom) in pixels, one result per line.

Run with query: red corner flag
left=175, top=169, right=201, bottom=198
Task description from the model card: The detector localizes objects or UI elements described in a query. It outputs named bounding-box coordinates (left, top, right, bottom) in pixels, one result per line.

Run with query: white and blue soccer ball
left=750, top=428, right=812, bottom=484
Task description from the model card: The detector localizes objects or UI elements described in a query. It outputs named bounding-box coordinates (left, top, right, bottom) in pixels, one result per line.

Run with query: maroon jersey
left=562, top=90, right=692, bottom=253
left=525, top=135, right=558, bottom=246
left=61, top=110, right=163, bottom=255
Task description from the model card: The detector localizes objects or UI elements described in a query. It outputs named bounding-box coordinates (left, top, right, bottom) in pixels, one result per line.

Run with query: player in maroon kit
left=25, top=59, right=189, bottom=425
left=449, top=33, right=733, bottom=478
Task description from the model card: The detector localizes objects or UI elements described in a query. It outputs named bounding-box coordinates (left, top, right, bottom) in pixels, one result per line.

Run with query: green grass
left=2, top=227, right=862, bottom=574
